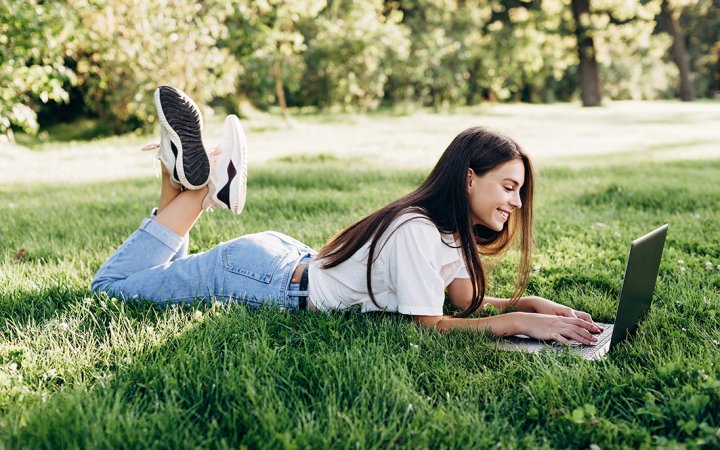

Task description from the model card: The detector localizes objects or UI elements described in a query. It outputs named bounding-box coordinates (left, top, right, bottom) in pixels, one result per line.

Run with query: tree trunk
left=660, top=0, right=694, bottom=101
left=571, top=0, right=602, bottom=106
left=273, top=43, right=290, bottom=123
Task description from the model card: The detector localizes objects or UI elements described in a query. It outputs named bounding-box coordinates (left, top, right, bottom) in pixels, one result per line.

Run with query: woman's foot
left=202, top=115, right=248, bottom=215
left=153, top=85, right=210, bottom=190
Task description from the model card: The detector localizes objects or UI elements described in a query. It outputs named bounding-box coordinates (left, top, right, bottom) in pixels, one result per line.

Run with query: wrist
left=491, top=312, right=523, bottom=336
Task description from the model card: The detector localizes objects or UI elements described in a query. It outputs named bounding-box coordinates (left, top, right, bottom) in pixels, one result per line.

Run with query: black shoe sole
left=156, top=86, right=209, bottom=189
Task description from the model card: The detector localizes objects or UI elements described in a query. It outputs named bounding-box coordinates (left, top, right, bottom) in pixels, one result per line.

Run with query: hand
left=512, top=312, right=601, bottom=346
left=521, top=296, right=603, bottom=333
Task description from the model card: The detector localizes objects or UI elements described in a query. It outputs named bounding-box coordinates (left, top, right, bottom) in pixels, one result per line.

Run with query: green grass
left=1, top=157, right=719, bottom=449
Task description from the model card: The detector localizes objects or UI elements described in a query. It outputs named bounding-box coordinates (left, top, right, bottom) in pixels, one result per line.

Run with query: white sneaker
left=202, top=115, right=248, bottom=214
left=153, top=85, right=210, bottom=190
left=141, top=142, right=182, bottom=190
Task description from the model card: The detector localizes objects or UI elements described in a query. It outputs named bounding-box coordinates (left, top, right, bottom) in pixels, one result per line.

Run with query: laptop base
left=496, top=323, right=614, bottom=360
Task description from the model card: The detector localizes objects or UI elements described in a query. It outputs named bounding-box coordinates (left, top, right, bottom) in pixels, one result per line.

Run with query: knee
left=90, top=273, right=113, bottom=296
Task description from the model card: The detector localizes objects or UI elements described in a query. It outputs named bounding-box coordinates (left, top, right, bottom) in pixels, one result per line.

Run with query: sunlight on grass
left=1, top=154, right=719, bottom=447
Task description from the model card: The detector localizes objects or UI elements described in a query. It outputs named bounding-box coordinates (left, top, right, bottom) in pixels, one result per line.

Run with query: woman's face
left=466, top=159, right=525, bottom=231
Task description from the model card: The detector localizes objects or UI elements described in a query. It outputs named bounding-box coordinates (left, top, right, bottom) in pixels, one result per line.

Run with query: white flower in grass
left=42, top=369, right=57, bottom=381
left=706, top=262, right=714, bottom=270
left=680, top=267, right=686, bottom=273
left=83, top=297, right=93, bottom=305
left=717, top=264, right=720, bottom=271
left=212, top=300, right=223, bottom=309
left=712, top=340, right=719, bottom=346
left=193, top=310, right=203, bottom=320
left=533, top=265, right=542, bottom=273
left=8, top=202, right=16, bottom=209
left=677, top=259, right=684, bottom=265
left=8, top=363, right=17, bottom=374
left=145, top=326, right=155, bottom=335
left=409, top=343, right=419, bottom=350
left=58, top=322, right=69, bottom=332
left=406, top=403, right=414, bottom=413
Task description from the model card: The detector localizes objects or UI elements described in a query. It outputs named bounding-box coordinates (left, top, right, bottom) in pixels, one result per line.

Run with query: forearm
left=431, top=313, right=520, bottom=336
left=484, top=296, right=534, bottom=312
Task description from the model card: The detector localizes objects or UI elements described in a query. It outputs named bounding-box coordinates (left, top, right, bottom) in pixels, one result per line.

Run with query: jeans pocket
left=222, top=233, right=292, bottom=284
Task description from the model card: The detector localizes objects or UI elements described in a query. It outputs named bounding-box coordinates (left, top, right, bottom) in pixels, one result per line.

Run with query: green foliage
left=69, top=0, right=240, bottom=133
left=299, top=0, right=410, bottom=111
left=2, top=0, right=719, bottom=137
left=680, top=0, right=720, bottom=97
left=0, top=0, right=77, bottom=141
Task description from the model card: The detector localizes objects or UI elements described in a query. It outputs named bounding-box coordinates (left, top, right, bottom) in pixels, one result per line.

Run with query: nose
left=510, top=191, right=522, bottom=209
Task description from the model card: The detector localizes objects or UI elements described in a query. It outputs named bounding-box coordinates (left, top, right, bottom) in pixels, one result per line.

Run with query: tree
left=0, top=0, right=77, bottom=141
left=298, top=0, right=409, bottom=111
left=224, top=0, right=325, bottom=122
left=676, top=0, right=720, bottom=98
left=659, top=0, right=694, bottom=100
left=571, top=0, right=602, bottom=106
left=69, top=0, right=240, bottom=132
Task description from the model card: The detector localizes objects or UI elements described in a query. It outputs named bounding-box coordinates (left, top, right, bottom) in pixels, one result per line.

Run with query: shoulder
left=390, top=211, right=442, bottom=241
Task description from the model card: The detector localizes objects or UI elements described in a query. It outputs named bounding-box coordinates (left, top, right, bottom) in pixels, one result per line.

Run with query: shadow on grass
left=1, top=303, right=434, bottom=449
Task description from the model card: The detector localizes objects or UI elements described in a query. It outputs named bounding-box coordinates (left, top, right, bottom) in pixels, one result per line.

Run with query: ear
left=466, top=168, right=475, bottom=189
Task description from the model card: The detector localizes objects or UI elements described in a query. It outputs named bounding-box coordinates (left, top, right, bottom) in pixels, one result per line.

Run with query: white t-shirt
left=308, top=212, right=470, bottom=316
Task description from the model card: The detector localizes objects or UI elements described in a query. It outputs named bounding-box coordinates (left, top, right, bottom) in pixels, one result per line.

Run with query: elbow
left=411, top=315, right=447, bottom=331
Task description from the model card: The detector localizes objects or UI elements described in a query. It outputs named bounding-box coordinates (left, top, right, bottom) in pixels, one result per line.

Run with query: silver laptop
left=497, top=224, right=668, bottom=360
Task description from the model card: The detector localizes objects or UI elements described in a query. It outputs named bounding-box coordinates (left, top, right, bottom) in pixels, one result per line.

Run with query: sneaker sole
left=154, top=86, right=209, bottom=190
left=213, top=115, right=247, bottom=215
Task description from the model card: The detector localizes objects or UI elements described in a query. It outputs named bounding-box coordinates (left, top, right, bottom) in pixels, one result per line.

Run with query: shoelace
left=141, top=143, right=162, bottom=179
left=201, top=146, right=223, bottom=212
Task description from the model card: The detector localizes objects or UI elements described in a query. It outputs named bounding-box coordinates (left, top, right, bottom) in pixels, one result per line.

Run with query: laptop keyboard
left=577, top=326, right=614, bottom=357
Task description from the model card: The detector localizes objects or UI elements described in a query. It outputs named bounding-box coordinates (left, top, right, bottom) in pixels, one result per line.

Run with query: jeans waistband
left=287, top=255, right=312, bottom=310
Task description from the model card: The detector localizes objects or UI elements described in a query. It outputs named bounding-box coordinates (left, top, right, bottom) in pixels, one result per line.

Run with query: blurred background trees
left=1, top=0, right=718, bottom=141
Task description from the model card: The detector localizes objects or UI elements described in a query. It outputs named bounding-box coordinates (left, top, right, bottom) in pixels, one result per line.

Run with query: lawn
left=1, top=103, right=719, bottom=448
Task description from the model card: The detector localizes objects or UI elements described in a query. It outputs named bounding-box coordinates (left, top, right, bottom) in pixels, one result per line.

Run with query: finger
left=568, top=317, right=601, bottom=332
left=550, top=332, right=572, bottom=346
left=565, top=328, right=596, bottom=345
left=575, top=311, right=602, bottom=331
left=575, top=310, right=592, bottom=322
left=563, top=308, right=578, bottom=318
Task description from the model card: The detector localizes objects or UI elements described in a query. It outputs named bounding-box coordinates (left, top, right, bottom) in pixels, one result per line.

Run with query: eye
left=504, top=186, right=514, bottom=192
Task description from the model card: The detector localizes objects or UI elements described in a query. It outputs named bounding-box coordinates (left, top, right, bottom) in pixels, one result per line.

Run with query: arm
left=412, top=313, right=519, bottom=335
left=443, top=277, right=602, bottom=344
left=447, top=278, right=601, bottom=324
left=411, top=312, right=601, bottom=345
left=447, top=277, right=533, bottom=311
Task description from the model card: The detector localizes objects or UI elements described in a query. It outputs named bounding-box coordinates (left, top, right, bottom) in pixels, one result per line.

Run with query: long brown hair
left=317, top=127, right=535, bottom=317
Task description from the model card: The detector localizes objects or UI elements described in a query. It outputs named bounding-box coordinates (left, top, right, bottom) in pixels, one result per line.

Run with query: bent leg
left=92, top=217, right=223, bottom=303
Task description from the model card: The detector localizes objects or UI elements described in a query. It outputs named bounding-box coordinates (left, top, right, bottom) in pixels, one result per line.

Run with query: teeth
left=498, top=209, right=509, bottom=219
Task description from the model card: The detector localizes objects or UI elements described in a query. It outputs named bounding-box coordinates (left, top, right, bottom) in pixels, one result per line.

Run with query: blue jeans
left=91, top=212, right=316, bottom=309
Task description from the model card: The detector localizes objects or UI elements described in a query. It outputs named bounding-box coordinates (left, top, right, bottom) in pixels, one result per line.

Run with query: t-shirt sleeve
left=389, top=219, right=446, bottom=316
left=454, top=258, right=470, bottom=279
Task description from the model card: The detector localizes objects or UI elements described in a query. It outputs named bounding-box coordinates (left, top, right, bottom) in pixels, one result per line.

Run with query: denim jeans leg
left=92, top=218, right=215, bottom=303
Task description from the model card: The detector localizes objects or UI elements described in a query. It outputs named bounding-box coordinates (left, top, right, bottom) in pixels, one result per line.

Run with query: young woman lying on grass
left=92, top=85, right=603, bottom=345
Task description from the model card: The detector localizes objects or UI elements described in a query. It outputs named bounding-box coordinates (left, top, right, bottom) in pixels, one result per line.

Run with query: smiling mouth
left=497, top=209, right=510, bottom=220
